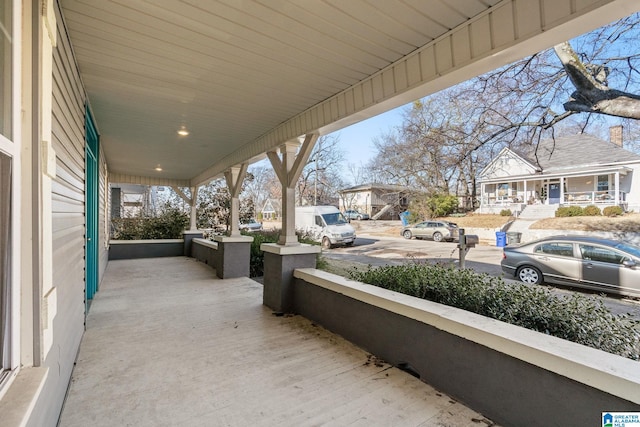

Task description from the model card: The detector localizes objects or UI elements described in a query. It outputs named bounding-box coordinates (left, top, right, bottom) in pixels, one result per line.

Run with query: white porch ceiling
left=59, top=0, right=640, bottom=186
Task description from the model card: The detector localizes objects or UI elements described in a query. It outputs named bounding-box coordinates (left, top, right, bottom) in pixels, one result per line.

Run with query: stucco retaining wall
left=292, top=268, right=640, bottom=427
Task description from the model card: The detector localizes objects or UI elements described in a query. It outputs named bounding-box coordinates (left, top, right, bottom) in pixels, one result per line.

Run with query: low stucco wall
left=108, top=239, right=184, bottom=260
left=191, top=238, right=219, bottom=269
left=292, top=268, right=640, bottom=427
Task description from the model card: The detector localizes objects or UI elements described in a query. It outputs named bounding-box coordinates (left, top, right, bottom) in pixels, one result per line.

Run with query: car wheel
left=321, top=237, right=332, bottom=250
left=345, top=241, right=354, bottom=247
left=516, top=266, right=543, bottom=285
left=403, top=230, right=412, bottom=239
left=432, top=232, right=443, bottom=242
left=357, top=215, right=362, bottom=220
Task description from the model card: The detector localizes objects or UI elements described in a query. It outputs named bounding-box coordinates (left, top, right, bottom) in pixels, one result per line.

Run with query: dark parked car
left=401, top=221, right=458, bottom=242
left=343, top=209, right=370, bottom=220
left=501, top=235, right=640, bottom=297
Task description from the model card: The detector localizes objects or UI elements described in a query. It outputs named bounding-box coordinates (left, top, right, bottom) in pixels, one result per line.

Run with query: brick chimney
left=609, top=125, right=623, bottom=148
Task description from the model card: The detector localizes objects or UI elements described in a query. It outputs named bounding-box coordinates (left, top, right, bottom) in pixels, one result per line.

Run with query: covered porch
left=59, top=257, right=490, bottom=426
left=479, top=167, right=629, bottom=213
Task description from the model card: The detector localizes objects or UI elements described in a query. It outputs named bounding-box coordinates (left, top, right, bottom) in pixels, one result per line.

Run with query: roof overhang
left=59, top=0, right=640, bottom=187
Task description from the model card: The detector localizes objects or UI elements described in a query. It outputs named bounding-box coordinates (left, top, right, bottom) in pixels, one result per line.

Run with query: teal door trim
left=85, top=106, right=99, bottom=302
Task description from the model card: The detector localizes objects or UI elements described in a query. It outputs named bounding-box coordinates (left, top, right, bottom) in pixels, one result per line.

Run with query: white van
left=295, top=206, right=356, bottom=249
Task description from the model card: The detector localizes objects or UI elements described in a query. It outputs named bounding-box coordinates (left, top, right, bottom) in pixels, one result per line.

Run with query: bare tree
left=296, top=134, right=346, bottom=206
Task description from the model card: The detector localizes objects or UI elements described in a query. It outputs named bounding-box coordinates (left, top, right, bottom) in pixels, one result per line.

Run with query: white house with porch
left=477, top=132, right=640, bottom=214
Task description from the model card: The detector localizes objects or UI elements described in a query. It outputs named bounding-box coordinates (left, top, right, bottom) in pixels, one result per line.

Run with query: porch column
left=263, top=134, right=321, bottom=313
left=267, top=134, right=318, bottom=246
left=224, top=164, right=249, bottom=237
left=560, top=177, right=565, bottom=205
left=523, top=180, right=527, bottom=204
left=190, top=186, right=198, bottom=230
left=614, top=171, right=620, bottom=205
left=172, top=186, right=204, bottom=256
left=480, top=183, right=485, bottom=210
left=204, top=164, right=253, bottom=279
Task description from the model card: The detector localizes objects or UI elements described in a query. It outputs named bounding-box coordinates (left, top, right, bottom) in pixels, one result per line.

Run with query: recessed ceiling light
left=177, top=127, right=189, bottom=136
left=155, top=166, right=163, bottom=171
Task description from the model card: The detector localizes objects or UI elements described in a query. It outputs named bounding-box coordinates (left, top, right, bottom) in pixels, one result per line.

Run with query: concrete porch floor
left=59, top=257, right=496, bottom=426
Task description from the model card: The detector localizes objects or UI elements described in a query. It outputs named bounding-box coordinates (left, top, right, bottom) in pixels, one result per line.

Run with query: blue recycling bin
left=495, top=231, right=507, bottom=247
left=399, top=211, right=410, bottom=226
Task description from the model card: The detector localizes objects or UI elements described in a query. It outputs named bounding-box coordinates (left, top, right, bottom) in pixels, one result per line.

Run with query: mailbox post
left=457, top=228, right=478, bottom=269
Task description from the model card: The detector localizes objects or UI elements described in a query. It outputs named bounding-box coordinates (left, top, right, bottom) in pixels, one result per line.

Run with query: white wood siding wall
left=34, top=4, right=88, bottom=425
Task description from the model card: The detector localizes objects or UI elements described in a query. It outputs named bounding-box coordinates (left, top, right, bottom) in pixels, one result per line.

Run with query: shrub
left=555, top=206, right=583, bottom=217
left=499, top=209, right=512, bottom=217
left=349, top=263, right=640, bottom=360
left=409, top=193, right=459, bottom=219
left=582, top=205, right=601, bottom=216
left=112, top=208, right=188, bottom=239
left=245, top=229, right=320, bottom=277
left=603, top=206, right=624, bottom=217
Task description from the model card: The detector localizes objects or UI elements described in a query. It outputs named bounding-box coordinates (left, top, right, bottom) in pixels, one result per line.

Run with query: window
left=579, top=245, right=627, bottom=265
left=0, top=0, right=12, bottom=138
left=597, top=175, right=609, bottom=192
left=0, top=151, right=10, bottom=381
left=534, top=242, right=574, bottom=257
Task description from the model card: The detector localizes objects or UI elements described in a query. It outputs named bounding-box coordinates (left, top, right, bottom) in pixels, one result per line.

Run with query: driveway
left=324, top=232, right=640, bottom=319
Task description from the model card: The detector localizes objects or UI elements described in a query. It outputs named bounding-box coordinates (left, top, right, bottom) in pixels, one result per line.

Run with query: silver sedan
left=500, top=235, right=640, bottom=297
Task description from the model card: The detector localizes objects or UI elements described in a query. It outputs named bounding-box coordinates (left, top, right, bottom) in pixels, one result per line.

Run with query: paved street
left=324, top=232, right=640, bottom=319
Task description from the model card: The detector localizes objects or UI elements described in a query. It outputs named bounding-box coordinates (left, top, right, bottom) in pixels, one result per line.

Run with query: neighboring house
left=261, top=198, right=282, bottom=220
left=477, top=129, right=640, bottom=214
left=339, top=184, right=411, bottom=220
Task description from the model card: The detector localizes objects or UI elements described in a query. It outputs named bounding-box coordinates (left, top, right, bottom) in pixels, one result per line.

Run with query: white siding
left=30, top=4, right=87, bottom=425
left=481, top=151, right=536, bottom=180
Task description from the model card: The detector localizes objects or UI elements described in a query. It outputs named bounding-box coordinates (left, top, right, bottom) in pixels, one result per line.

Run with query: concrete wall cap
left=109, top=239, right=183, bottom=244
left=213, top=235, right=254, bottom=243
left=261, top=243, right=321, bottom=255
left=193, top=238, right=218, bottom=249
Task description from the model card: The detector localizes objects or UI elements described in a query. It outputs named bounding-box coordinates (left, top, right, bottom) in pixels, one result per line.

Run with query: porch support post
left=189, top=186, right=198, bottom=230
left=523, top=180, right=527, bottom=204
left=171, top=185, right=199, bottom=230
left=203, top=164, right=253, bottom=279
left=267, top=134, right=318, bottom=246
left=560, top=177, right=565, bottom=205
left=224, top=163, right=249, bottom=237
left=172, top=186, right=204, bottom=256
left=263, top=134, right=321, bottom=313
left=480, top=183, right=485, bottom=210
left=614, top=171, right=620, bottom=205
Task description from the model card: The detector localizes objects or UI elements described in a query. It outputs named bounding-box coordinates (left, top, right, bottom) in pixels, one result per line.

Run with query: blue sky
left=329, top=106, right=407, bottom=167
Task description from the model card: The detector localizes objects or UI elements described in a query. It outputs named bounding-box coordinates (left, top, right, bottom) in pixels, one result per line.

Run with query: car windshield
left=614, top=242, right=640, bottom=258
left=322, top=212, right=348, bottom=225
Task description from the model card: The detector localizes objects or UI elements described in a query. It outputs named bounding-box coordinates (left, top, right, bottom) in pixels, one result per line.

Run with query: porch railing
left=564, top=190, right=624, bottom=205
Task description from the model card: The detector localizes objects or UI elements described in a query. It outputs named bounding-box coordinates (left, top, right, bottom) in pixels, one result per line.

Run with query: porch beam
left=171, top=186, right=192, bottom=205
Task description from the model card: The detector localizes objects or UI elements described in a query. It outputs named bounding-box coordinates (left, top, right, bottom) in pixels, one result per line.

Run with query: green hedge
left=349, top=263, right=640, bottom=360
left=603, top=206, right=624, bottom=217
left=112, top=208, right=189, bottom=239
left=245, top=230, right=320, bottom=277
left=499, top=209, right=512, bottom=217
left=555, top=206, right=584, bottom=217
left=582, top=205, right=601, bottom=216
